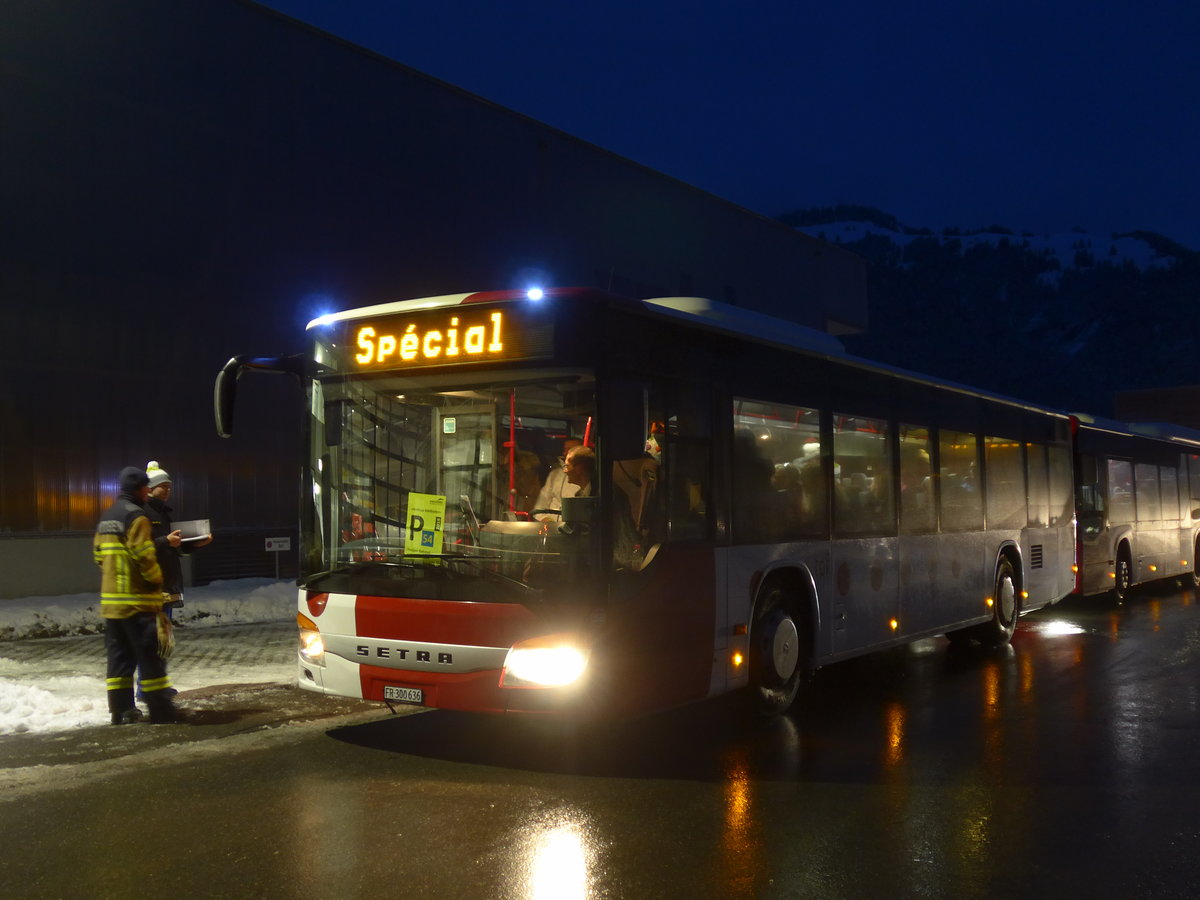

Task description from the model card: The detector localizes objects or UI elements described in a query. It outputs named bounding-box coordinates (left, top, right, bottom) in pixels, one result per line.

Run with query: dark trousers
left=105, top=614, right=172, bottom=715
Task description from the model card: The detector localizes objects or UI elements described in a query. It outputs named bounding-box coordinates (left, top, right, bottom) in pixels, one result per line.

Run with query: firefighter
left=93, top=466, right=181, bottom=724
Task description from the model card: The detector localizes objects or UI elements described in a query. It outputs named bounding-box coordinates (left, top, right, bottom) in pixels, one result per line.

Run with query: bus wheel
left=749, top=585, right=804, bottom=715
left=977, top=557, right=1019, bottom=646
left=1113, top=546, right=1133, bottom=602
left=1192, top=540, right=1200, bottom=590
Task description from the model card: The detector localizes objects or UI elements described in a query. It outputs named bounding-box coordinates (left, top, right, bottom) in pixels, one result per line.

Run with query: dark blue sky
left=261, top=0, right=1199, bottom=249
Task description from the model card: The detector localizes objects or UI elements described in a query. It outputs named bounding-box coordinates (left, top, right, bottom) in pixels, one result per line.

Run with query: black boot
left=145, top=692, right=186, bottom=724
left=108, top=687, right=138, bottom=725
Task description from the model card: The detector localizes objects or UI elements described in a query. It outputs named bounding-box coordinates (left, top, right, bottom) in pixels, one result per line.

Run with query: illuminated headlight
left=501, top=642, right=588, bottom=688
left=297, top=613, right=326, bottom=667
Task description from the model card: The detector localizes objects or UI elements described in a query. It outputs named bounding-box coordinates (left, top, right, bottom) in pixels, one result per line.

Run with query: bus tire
left=1113, top=545, right=1133, bottom=602
left=749, top=584, right=805, bottom=715
left=1192, top=539, right=1200, bottom=590
left=976, top=557, right=1019, bottom=646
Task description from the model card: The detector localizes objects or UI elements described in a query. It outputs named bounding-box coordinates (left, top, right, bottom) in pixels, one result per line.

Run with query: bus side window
left=732, top=398, right=824, bottom=542
left=939, top=430, right=983, bottom=531
left=1026, top=442, right=1050, bottom=528
left=1135, top=462, right=1161, bottom=522
left=1108, top=459, right=1135, bottom=524
left=899, top=426, right=934, bottom=534
left=985, top=435, right=1025, bottom=530
left=833, top=414, right=894, bottom=536
left=1160, top=465, right=1181, bottom=522
left=1048, top=444, right=1073, bottom=526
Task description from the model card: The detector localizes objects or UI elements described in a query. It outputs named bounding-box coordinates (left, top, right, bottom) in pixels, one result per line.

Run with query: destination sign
left=341, top=303, right=554, bottom=372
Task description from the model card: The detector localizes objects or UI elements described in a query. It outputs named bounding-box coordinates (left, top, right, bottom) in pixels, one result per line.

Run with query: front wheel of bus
left=749, top=586, right=805, bottom=715
left=977, top=558, right=1019, bottom=646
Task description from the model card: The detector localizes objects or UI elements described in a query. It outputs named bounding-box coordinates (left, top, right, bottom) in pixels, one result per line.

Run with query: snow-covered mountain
left=782, top=207, right=1200, bottom=419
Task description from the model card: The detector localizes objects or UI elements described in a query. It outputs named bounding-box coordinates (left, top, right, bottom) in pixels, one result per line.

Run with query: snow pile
left=0, top=669, right=111, bottom=735
left=0, top=579, right=295, bottom=736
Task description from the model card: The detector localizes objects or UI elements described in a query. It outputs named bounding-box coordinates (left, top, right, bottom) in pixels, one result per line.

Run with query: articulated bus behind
left=1073, top=416, right=1200, bottom=601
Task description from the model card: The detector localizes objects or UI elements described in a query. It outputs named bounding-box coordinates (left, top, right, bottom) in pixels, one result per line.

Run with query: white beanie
left=146, top=460, right=172, bottom=489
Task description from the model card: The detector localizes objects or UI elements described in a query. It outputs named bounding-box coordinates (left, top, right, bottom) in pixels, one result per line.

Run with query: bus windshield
left=301, top=367, right=599, bottom=602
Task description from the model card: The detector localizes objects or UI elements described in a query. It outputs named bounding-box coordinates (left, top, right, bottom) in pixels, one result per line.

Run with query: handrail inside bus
left=214, top=353, right=305, bottom=438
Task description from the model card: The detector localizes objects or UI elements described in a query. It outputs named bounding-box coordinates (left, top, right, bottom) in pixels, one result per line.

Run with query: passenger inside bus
left=496, top=444, right=543, bottom=517
left=534, top=437, right=581, bottom=514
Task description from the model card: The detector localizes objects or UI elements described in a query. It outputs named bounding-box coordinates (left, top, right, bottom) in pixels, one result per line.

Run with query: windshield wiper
left=403, top=552, right=540, bottom=594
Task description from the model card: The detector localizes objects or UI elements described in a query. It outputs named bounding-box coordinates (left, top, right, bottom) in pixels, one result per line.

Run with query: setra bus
left=1071, top=415, right=1200, bottom=601
left=215, top=287, right=1078, bottom=718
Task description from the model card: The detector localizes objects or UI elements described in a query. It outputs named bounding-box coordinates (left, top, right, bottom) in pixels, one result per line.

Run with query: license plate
left=383, top=686, right=424, bottom=704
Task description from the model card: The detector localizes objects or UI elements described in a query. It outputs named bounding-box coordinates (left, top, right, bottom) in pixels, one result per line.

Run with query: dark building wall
left=0, top=0, right=865, bottom=594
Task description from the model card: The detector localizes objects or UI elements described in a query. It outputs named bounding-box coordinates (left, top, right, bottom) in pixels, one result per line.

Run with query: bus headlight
left=298, top=612, right=326, bottom=667
left=501, top=637, right=588, bottom=688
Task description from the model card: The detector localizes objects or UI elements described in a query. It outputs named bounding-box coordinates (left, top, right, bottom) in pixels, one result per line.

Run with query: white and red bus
left=216, top=287, right=1077, bottom=717
left=1071, top=416, right=1200, bottom=600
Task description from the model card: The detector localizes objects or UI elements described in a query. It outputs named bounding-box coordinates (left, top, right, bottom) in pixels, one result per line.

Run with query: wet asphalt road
left=2, top=584, right=1199, bottom=898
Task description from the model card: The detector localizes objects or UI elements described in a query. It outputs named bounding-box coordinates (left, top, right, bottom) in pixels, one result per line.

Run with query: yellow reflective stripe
left=139, top=676, right=173, bottom=692
left=106, top=677, right=135, bottom=690
left=100, top=596, right=164, bottom=603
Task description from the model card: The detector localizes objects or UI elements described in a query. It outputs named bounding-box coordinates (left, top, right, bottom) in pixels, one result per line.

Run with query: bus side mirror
left=214, top=354, right=305, bottom=438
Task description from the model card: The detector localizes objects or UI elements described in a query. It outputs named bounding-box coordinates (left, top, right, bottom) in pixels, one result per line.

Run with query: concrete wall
left=0, top=537, right=100, bottom=598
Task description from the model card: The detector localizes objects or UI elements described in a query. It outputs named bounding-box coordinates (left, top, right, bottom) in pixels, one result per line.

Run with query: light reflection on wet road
left=4, top=583, right=1199, bottom=898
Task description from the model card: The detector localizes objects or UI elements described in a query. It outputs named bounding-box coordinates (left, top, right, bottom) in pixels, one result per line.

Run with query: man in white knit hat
left=144, top=460, right=212, bottom=621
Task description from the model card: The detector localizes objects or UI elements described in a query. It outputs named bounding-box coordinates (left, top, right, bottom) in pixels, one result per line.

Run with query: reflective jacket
left=93, top=493, right=163, bottom=618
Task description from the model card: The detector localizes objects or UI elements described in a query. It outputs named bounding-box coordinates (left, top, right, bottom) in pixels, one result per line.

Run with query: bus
left=215, top=287, right=1078, bottom=718
left=1072, top=415, right=1200, bottom=601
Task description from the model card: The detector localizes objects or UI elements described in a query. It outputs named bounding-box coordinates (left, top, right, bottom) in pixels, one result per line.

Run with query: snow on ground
left=0, top=579, right=295, bottom=736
